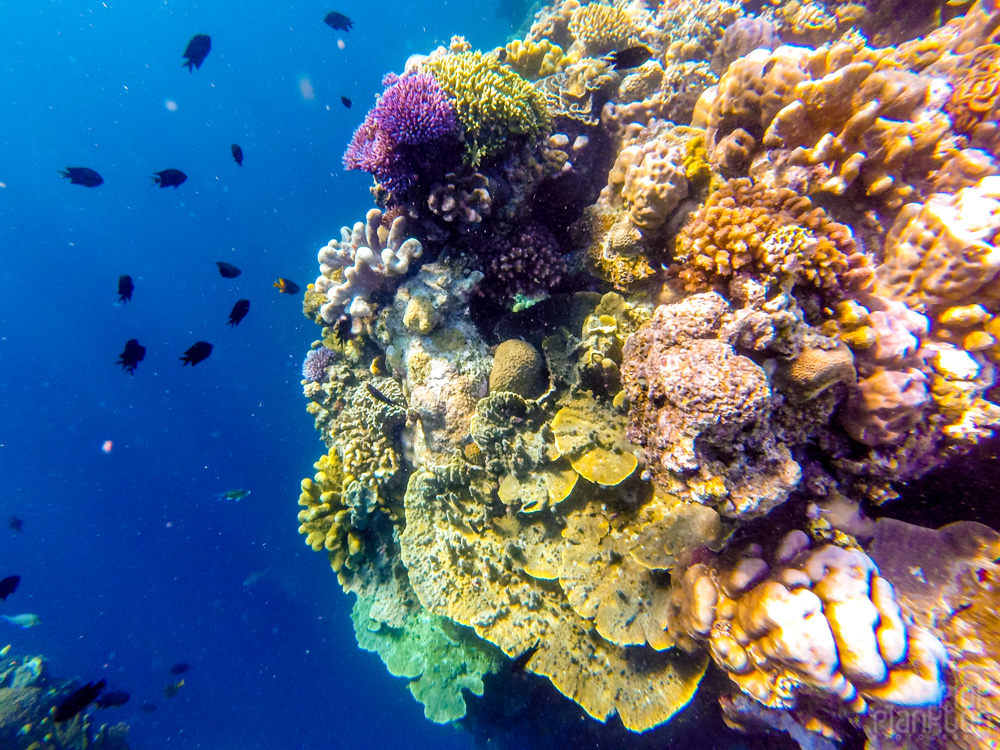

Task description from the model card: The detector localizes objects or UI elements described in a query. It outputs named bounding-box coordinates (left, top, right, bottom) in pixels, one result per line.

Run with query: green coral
left=423, top=51, right=552, bottom=165
left=352, top=593, right=501, bottom=723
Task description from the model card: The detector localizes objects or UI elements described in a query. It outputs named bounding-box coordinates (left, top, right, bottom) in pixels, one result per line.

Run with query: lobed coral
left=422, top=51, right=551, bottom=165
left=314, top=208, right=423, bottom=333
left=668, top=530, right=949, bottom=744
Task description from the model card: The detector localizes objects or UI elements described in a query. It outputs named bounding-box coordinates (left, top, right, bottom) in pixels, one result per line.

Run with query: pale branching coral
left=668, top=530, right=949, bottom=739
left=426, top=171, right=492, bottom=231
left=315, top=208, right=423, bottom=333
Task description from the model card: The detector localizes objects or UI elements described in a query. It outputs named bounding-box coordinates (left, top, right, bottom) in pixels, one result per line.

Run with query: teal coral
left=352, top=593, right=501, bottom=723
left=422, top=51, right=552, bottom=165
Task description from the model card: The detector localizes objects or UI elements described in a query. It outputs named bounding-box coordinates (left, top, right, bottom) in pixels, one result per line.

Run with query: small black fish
left=227, top=299, right=250, bottom=327
left=53, top=679, right=107, bottom=722
left=761, top=59, right=776, bottom=77
left=607, top=45, right=652, bottom=70
left=331, top=314, right=352, bottom=343
left=118, top=275, right=134, bottom=303
left=182, top=34, right=211, bottom=72
left=273, top=278, right=300, bottom=295
left=365, top=382, right=399, bottom=407
left=509, top=639, right=540, bottom=673
left=116, top=339, right=146, bottom=375
left=340, top=95, right=352, bottom=109
left=180, top=342, right=213, bottom=366
left=168, top=662, right=190, bottom=675
left=152, top=169, right=187, bottom=188
left=0, top=575, right=20, bottom=601
left=94, top=690, right=131, bottom=709
left=216, top=262, right=242, bottom=278
left=60, top=167, right=103, bottom=187
left=231, top=143, right=243, bottom=166
left=140, top=701, right=157, bottom=714
left=323, top=11, right=353, bottom=31
left=8, top=517, right=23, bottom=533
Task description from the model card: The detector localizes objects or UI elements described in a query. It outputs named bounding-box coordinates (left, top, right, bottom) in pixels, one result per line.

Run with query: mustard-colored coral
left=671, top=177, right=872, bottom=302
left=399, top=465, right=709, bottom=732
left=423, top=51, right=551, bottom=165
left=503, top=38, right=571, bottom=81
left=550, top=392, right=641, bottom=486
left=946, top=43, right=1000, bottom=135
left=298, top=449, right=366, bottom=578
left=567, top=2, right=639, bottom=56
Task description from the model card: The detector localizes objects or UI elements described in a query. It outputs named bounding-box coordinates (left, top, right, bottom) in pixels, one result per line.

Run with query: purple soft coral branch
left=342, top=72, right=458, bottom=192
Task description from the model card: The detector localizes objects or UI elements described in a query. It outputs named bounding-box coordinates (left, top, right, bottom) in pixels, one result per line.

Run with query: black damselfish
left=182, top=34, right=211, bottom=71
left=8, top=517, right=23, bottom=533
left=607, top=45, right=653, bottom=70
left=180, top=341, right=213, bottom=366
left=340, top=95, right=352, bottom=108
left=227, top=299, right=250, bottom=327
left=273, top=278, right=300, bottom=295
left=323, top=11, right=353, bottom=31
left=94, top=690, right=131, bottom=709
left=231, top=143, right=243, bottom=166
left=168, top=662, right=190, bottom=675
left=0, top=575, right=20, bottom=601
left=60, top=167, right=103, bottom=187
left=116, top=339, right=146, bottom=375
left=53, top=679, right=107, bottom=723
left=118, top=275, right=133, bottom=303
left=152, top=169, right=187, bottom=188
left=216, top=262, right=242, bottom=278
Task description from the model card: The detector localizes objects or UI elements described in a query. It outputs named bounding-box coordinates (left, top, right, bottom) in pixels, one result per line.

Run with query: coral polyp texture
left=297, top=0, right=1000, bottom=744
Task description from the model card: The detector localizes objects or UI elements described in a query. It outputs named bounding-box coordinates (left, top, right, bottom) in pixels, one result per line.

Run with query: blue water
left=0, top=2, right=519, bottom=747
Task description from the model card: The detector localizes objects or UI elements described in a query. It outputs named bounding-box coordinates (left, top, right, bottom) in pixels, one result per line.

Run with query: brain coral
left=489, top=339, right=545, bottom=398
left=670, top=177, right=872, bottom=304
left=422, top=51, right=551, bottom=165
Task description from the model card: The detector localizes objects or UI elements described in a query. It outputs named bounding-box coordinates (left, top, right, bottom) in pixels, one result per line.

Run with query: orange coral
left=947, top=44, right=1000, bottom=135
left=670, top=177, right=872, bottom=303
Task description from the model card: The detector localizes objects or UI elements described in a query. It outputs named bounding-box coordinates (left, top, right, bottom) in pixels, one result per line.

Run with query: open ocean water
left=0, top=2, right=521, bottom=748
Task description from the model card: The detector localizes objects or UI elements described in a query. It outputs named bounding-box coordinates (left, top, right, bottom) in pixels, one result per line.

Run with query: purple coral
left=302, top=346, right=336, bottom=384
left=343, top=72, right=459, bottom=194
left=479, top=222, right=566, bottom=300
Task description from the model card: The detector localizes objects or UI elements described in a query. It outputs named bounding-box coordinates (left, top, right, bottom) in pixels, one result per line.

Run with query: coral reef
left=0, top=649, right=132, bottom=750
left=296, top=0, right=1000, bottom=741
